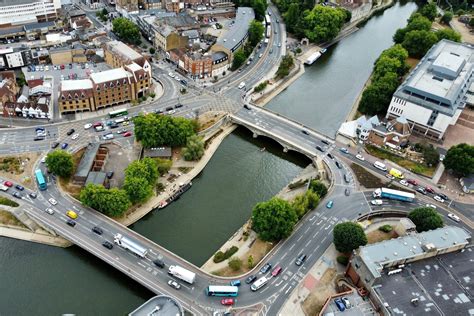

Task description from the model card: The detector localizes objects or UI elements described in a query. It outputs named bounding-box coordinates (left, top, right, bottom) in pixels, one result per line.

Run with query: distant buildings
left=386, top=39, right=474, bottom=141
left=0, top=0, right=61, bottom=28
left=0, top=47, right=33, bottom=70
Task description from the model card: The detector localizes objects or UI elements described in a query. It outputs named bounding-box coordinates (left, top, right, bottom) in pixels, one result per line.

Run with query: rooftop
left=75, top=143, right=100, bottom=180
left=126, top=62, right=142, bottom=72
left=60, top=79, right=93, bottom=91
left=395, top=39, right=474, bottom=117
left=143, top=147, right=172, bottom=158
left=23, top=21, right=56, bottom=31
left=105, top=40, right=142, bottom=61
left=357, top=226, right=471, bottom=279
left=85, top=171, right=106, bottom=186
left=215, top=7, right=254, bottom=51
left=128, top=295, right=183, bottom=316
left=90, top=68, right=129, bottom=84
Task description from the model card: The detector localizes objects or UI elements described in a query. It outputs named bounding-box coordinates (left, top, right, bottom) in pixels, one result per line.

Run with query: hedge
left=213, top=246, right=239, bottom=263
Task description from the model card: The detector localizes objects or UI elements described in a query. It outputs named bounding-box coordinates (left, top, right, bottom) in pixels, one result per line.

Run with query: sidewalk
left=0, top=225, right=71, bottom=247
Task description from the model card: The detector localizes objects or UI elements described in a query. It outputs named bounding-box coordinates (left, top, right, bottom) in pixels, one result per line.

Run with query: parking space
left=101, top=143, right=140, bottom=188
left=323, top=292, right=376, bottom=316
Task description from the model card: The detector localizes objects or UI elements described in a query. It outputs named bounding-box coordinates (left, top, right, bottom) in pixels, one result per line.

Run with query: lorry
left=168, top=265, right=196, bottom=284
left=113, top=234, right=148, bottom=258
left=389, top=168, right=404, bottom=179
left=373, top=188, right=415, bottom=202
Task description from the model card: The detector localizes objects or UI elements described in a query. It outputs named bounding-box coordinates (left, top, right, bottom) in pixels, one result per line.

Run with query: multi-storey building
left=103, top=41, right=152, bottom=79
left=115, top=0, right=139, bottom=15
left=169, top=48, right=212, bottom=79
left=0, top=47, right=33, bottom=70
left=0, top=0, right=61, bottom=27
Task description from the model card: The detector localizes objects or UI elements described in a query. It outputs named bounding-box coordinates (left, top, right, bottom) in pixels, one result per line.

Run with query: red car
left=221, top=298, right=234, bottom=306
left=407, top=179, right=418, bottom=186
left=271, top=266, right=282, bottom=277
left=425, top=186, right=435, bottom=194
left=92, top=122, right=103, bottom=128
left=123, top=131, right=132, bottom=137
left=3, top=181, right=13, bottom=187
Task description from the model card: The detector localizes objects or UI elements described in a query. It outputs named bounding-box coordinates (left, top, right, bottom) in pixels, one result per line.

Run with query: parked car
left=168, top=279, right=181, bottom=290
left=271, top=266, right=282, bottom=277
left=15, top=185, right=24, bottom=191
left=71, top=133, right=79, bottom=140
left=245, top=275, right=257, bottom=284
left=61, top=143, right=68, bottom=149
left=447, top=213, right=460, bottom=222
left=92, top=226, right=103, bottom=235
left=433, top=195, right=444, bottom=203
left=48, top=198, right=58, bottom=205
left=123, top=131, right=132, bottom=137
left=102, top=241, right=113, bottom=249
left=260, top=263, right=272, bottom=274
left=66, top=128, right=75, bottom=136
left=426, top=204, right=437, bottom=209
left=342, top=297, right=351, bottom=309
left=84, top=123, right=93, bottom=129
left=385, top=173, right=395, bottom=180
left=326, top=200, right=334, bottom=208
left=339, top=148, right=349, bottom=154
left=295, top=254, right=307, bottom=266
left=334, top=298, right=346, bottom=312
left=221, top=298, right=234, bottom=306
left=355, top=154, right=365, bottom=161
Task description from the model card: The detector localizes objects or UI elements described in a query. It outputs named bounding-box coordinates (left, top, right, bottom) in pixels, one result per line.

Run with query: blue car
left=61, top=143, right=68, bottom=149
left=334, top=298, right=346, bottom=311
left=326, top=200, right=334, bottom=209
left=230, top=280, right=241, bottom=287
left=339, top=148, right=349, bottom=154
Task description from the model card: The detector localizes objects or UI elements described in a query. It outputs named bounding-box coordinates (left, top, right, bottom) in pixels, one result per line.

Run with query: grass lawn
left=350, top=163, right=386, bottom=189
left=365, top=144, right=436, bottom=177
left=0, top=196, right=19, bottom=207
left=0, top=210, right=25, bottom=227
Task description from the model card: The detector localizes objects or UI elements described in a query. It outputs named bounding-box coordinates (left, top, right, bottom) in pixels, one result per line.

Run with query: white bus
left=373, top=161, right=387, bottom=172
left=205, top=285, right=239, bottom=297
left=265, top=14, right=271, bottom=25
left=266, top=25, right=271, bottom=38
left=251, top=276, right=269, bottom=291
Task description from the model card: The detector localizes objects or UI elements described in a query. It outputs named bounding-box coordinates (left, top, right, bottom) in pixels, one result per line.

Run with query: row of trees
left=112, top=17, right=141, bottom=46
left=233, top=0, right=268, bottom=21
left=231, top=20, right=264, bottom=71
left=133, top=114, right=198, bottom=148
left=123, top=158, right=159, bottom=204
left=443, top=143, right=474, bottom=177
left=275, top=55, right=294, bottom=79
left=80, top=184, right=131, bottom=217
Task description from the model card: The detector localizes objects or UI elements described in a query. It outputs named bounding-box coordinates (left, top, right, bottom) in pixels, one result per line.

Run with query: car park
left=326, top=200, right=334, bottom=208
left=153, top=259, right=165, bottom=268
left=92, top=226, right=103, bottom=235
left=61, top=143, right=68, bottom=149
left=355, top=154, right=365, bottom=161
left=71, top=133, right=79, bottom=140
left=102, top=241, right=113, bottom=249
left=245, top=275, right=257, bottom=284
left=48, top=198, right=58, bottom=205
left=84, top=123, right=92, bottom=129
left=168, top=280, right=181, bottom=290
left=295, top=254, right=307, bottom=266
left=230, top=280, right=241, bottom=286
left=447, top=213, right=460, bottom=222
left=15, top=185, right=24, bottom=191
left=221, top=298, right=234, bottom=306
left=433, top=195, right=444, bottom=203
left=399, top=179, right=408, bottom=186
left=260, top=263, right=272, bottom=274
left=45, top=208, right=54, bottom=215
left=51, top=142, right=59, bottom=149
left=66, top=219, right=76, bottom=227
left=339, top=148, right=349, bottom=154
left=29, top=192, right=37, bottom=199
left=271, top=266, right=282, bottom=277
left=66, top=129, right=75, bottom=136
left=371, top=199, right=383, bottom=206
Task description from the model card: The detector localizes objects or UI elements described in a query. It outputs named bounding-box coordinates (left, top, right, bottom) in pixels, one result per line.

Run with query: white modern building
left=0, top=0, right=61, bottom=27
left=386, top=40, right=474, bottom=141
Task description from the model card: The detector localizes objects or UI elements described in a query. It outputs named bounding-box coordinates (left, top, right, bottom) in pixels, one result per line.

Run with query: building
left=368, top=116, right=411, bottom=149
left=0, top=47, right=33, bottom=70
left=0, top=71, right=18, bottom=112
left=0, top=0, right=61, bottom=27
left=460, top=175, right=474, bottom=194
left=169, top=49, right=212, bottom=79
left=154, top=24, right=188, bottom=52
left=128, top=295, right=184, bottom=316
left=103, top=41, right=152, bottom=80
left=116, top=0, right=139, bottom=15
left=386, top=40, right=474, bottom=141
left=73, top=143, right=109, bottom=185
left=138, top=0, right=162, bottom=10
left=59, top=79, right=95, bottom=113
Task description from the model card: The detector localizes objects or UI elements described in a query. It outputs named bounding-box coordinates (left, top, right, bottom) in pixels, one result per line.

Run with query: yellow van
left=66, top=210, right=78, bottom=219
left=389, top=168, right=404, bottom=179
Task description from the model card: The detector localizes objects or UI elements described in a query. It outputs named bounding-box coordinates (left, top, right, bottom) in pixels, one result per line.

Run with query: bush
left=288, top=178, right=308, bottom=190
left=441, top=12, right=453, bottom=24
left=378, top=224, right=393, bottom=233
left=275, top=55, right=294, bottom=79
left=213, top=246, right=239, bottom=263
left=336, top=255, right=349, bottom=266
left=309, top=180, right=328, bottom=198
left=295, top=47, right=302, bottom=54
left=0, top=196, right=19, bottom=207
left=247, top=255, right=254, bottom=269
left=228, top=257, right=242, bottom=271
left=254, top=81, right=268, bottom=93
left=213, top=251, right=225, bottom=263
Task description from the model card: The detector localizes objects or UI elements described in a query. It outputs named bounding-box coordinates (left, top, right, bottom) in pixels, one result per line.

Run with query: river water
left=0, top=2, right=417, bottom=314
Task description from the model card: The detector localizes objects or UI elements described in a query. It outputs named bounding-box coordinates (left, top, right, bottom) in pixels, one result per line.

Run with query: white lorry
left=113, top=234, right=148, bottom=258
left=168, top=265, right=196, bottom=284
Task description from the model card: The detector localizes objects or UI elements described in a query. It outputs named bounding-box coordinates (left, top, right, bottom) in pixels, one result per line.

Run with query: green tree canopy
left=231, top=49, right=247, bottom=71
left=408, top=207, right=444, bottom=232
left=302, top=5, right=349, bottom=43
left=418, top=3, right=438, bottom=21
left=252, top=197, right=298, bottom=241
left=443, top=143, right=474, bottom=176
left=373, top=56, right=402, bottom=80
left=333, top=222, right=368, bottom=253
left=155, top=158, right=172, bottom=175
left=291, top=190, right=320, bottom=218
left=275, top=55, right=294, bottom=79
left=125, top=158, right=158, bottom=185
left=358, top=72, right=399, bottom=115
left=283, top=3, right=301, bottom=34
left=248, top=20, right=265, bottom=47
left=182, top=135, right=205, bottom=161
left=123, top=176, right=153, bottom=204
left=435, top=28, right=462, bottom=42
left=441, top=12, right=453, bottom=24
left=112, top=17, right=141, bottom=45
left=406, top=14, right=433, bottom=32
left=46, top=150, right=74, bottom=178
left=379, top=44, right=409, bottom=66
left=402, top=30, right=438, bottom=58
left=309, top=180, right=328, bottom=198
left=80, top=184, right=131, bottom=217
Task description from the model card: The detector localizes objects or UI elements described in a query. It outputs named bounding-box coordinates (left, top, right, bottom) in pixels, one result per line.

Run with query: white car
left=399, top=179, right=408, bottom=186
left=71, top=133, right=79, bottom=140
left=168, top=280, right=181, bottom=290
left=447, top=213, right=460, bottom=222
left=45, top=208, right=55, bottom=215
left=426, top=204, right=437, bottom=209
left=48, top=198, right=58, bottom=205
left=370, top=199, right=383, bottom=206
left=355, top=154, right=365, bottom=161
left=433, top=195, right=444, bottom=203
left=168, top=72, right=175, bottom=78
left=40, top=157, right=46, bottom=163
left=84, top=123, right=92, bottom=129
left=168, top=109, right=176, bottom=114
left=175, top=76, right=181, bottom=82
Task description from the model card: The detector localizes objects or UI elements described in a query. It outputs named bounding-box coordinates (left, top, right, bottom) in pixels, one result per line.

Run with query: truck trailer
left=168, top=265, right=196, bottom=284
left=373, top=188, right=415, bottom=202
left=113, top=234, right=148, bottom=258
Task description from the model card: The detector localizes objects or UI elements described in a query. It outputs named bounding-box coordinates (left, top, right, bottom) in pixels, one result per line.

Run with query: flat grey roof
left=128, top=295, right=183, bottom=316
left=85, top=171, right=106, bottom=185
left=0, top=0, right=36, bottom=7
left=24, top=21, right=56, bottom=31
left=394, top=39, right=474, bottom=117
left=143, top=147, right=172, bottom=158
left=75, top=143, right=100, bottom=179
left=0, top=26, right=24, bottom=36
left=215, top=7, right=254, bottom=51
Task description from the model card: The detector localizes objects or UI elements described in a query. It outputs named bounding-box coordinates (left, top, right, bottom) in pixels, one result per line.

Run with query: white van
left=238, top=82, right=246, bottom=89
left=373, top=161, right=387, bottom=172
left=251, top=276, right=269, bottom=291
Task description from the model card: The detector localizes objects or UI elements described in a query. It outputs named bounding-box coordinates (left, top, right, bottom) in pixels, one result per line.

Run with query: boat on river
left=157, top=182, right=192, bottom=209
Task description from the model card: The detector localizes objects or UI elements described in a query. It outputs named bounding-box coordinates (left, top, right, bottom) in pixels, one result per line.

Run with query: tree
left=248, top=20, right=265, bottom=47
left=358, top=72, right=399, bottom=115
left=406, top=14, right=432, bottom=32
left=123, top=176, right=153, bottom=204
left=252, top=197, right=298, bottom=241
left=252, top=0, right=267, bottom=21
left=228, top=257, right=242, bottom=271
left=182, top=135, right=205, bottom=161
left=155, top=158, right=172, bottom=175
left=231, top=49, right=247, bottom=71
left=125, top=158, right=158, bottom=186
left=402, top=30, right=438, bottom=58
left=443, top=143, right=474, bottom=176
left=470, top=18, right=474, bottom=28
left=309, top=180, right=328, bottom=198
left=149, top=47, right=156, bottom=54
left=80, top=184, right=131, bottom=217
left=408, top=207, right=444, bottom=232
left=112, top=17, right=141, bottom=45
left=333, top=222, right=368, bottom=253
left=435, top=28, right=462, bottom=42
left=275, top=55, right=294, bottom=79
left=46, top=150, right=74, bottom=178
left=393, top=28, right=408, bottom=44
left=284, top=3, right=301, bottom=34
left=441, top=12, right=453, bottom=24
left=420, top=143, right=439, bottom=166
left=247, top=255, right=254, bottom=268
left=419, top=3, right=438, bottom=21
left=291, top=190, right=320, bottom=218
left=302, top=5, right=349, bottom=43
left=373, top=56, right=402, bottom=80
left=16, top=72, right=26, bottom=88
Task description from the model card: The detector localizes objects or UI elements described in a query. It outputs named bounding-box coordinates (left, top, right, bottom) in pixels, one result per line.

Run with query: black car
left=29, top=192, right=37, bottom=199
left=66, top=128, right=75, bottom=136
left=155, top=109, right=164, bottom=114
left=102, top=241, right=113, bottom=249
left=92, top=226, right=103, bottom=235
left=437, top=193, right=449, bottom=201
left=175, top=103, right=183, bottom=109
left=15, top=185, right=25, bottom=191
left=316, top=145, right=325, bottom=152
left=51, top=142, right=60, bottom=149
left=245, top=275, right=257, bottom=284
left=343, top=174, right=350, bottom=183
left=110, top=123, right=119, bottom=129
left=165, top=106, right=173, bottom=111
left=327, top=153, right=334, bottom=159
left=106, top=171, right=114, bottom=179
left=301, top=130, right=309, bottom=135
left=153, top=259, right=165, bottom=268
left=244, top=104, right=251, bottom=110
left=345, top=188, right=350, bottom=196
left=66, top=219, right=76, bottom=227
left=295, top=254, right=307, bottom=266
left=335, top=161, right=342, bottom=169
left=34, top=136, right=45, bottom=141
left=259, top=263, right=272, bottom=274
left=321, top=139, right=330, bottom=145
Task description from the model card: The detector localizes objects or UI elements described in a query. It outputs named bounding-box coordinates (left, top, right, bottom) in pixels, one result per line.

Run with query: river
left=0, top=2, right=417, bottom=314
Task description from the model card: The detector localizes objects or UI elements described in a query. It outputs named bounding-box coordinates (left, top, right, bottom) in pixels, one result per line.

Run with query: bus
left=251, top=276, right=270, bottom=292
left=109, top=109, right=128, bottom=118
left=266, top=26, right=271, bottom=38
left=205, top=285, right=239, bottom=297
left=35, top=169, right=47, bottom=191
left=265, top=14, right=271, bottom=26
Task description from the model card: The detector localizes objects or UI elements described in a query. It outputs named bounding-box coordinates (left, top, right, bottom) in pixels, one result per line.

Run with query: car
left=92, top=226, right=103, bottom=235
left=355, top=154, right=365, bottom=161
left=335, top=161, right=342, bottom=169
left=3, top=181, right=13, bottom=187
left=51, top=142, right=60, bottom=149
left=15, top=185, right=24, bottom=191
left=102, top=133, right=114, bottom=140
left=385, top=173, right=395, bottom=180
left=259, top=53, right=263, bottom=58
left=425, top=186, right=435, bottom=194
left=245, top=275, right=257, bottom=284
left=276, top=18, right=280, bottom=23
left=106, top=171, right=114, bottom=179
left=106, top=120, right=114, bottom=126
left=426, top=204, right=437, bottom=209
left=122, top=121, right=130, bottom=126
left=433, top=195, right=444, bottom=203
left=278, top=43, right=281, bottom=47
left=221, top=298, right=234, bottom=306
left=447, top=213, right=460, bottom=222
left=123, top=131, right=132, bottom=137
left=437, top=193, right=449, bottom=201
left=84, top=123, right=93, bottom=129
left=29, top=192, right=37, bottom=199
left=175, top=103, right=183, bottom=109
left=316, top=145, right=324, bottom=152
left=95, top=125, right=104, bottom=132
left=334, top=298, right=346, bottom=312
left=301, top=130, right=309, bottom=135
left=66, top=210, right=78, bottom=219
left=66, top=128, right=75, bottom=136
left=271, top=266, right=282, bottom=277
left=92, top=121, right=103, bottom=128
left=342, top=297, right=351, bottom=309
left=34, top=136, right=45, bottom=141
left=244, top=104, right=251, bottom=110
left=71, top=133, right=79, bottom=140
left=344, top=174, right=350, bottom=183
left=110, top=123, right=119, bottom=129
left=371, top=199, right=383, bottom=206
left=260, top=263, right=272, bottom=274
left=295, top=254, right=307, bottom=266
left=345, top=188, right=350, bottom=196
left=326, top=200, right=334, bottom=208
left=153, top=259, right=165, bottom=268
left=45, top=208, right=54, bottom=215
left=116, top=129, right=126, bottom=134
left=61, top=143, right=68, bottom=149
left=102, top=241, right=113, bottom=249
left=321, top=139, right=330, bottom=145
left=407, top=179, right=418, bottom=186
left=416, top=186, right=427, bottom=195
left=168, top=280, right=181, bottom=290
left=230, top=280, right=241, bottom=286
left=12, top=191, right=22, bottom=199
left=327, top=153, right=334, bottom=159
left=339, top=148, right=349, bottom=154
left=48, top=198, right=58, bottom=205
left=66, top=219, right=76, bottom=227
left=174, top=76, right=181, bottom=82
left=399, top=179, right=409, bottom=186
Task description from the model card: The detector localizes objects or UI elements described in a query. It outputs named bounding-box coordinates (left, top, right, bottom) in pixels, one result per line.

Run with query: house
left=168, top=49, right=212, bottom=79
left=460, top=175, right=474, bottom=194
left=154, top=24, right=188, bottom=52
left=0, top=71, right=18, bottom=112
left=356, top=115, right=380, bottom=140
left=368, top=116, right=411, bottom=149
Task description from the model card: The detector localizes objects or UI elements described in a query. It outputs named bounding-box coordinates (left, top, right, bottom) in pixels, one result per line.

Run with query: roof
left=75, top=143, right=100, bottom=180
left=143, top=147, right=172, bottom=158
left=394, top=39, right=474, bottom=117
left=85, top=171, right=106, bottom=186
left=23, top=21, right=56, bottom=31
left=182, top=29, right=199, bottom=39
left=357, top=226, right=471, bottom=279
left=0, top=26, right=24, bottom=36
left=461, top=175, right=474, bottom=190
left=105, top=40, right=142, bottom=61
left=126, top=62, right=142, bottom=72
left=212, top=51, right=228, bottom=61
left=129, top=295, right=184, bottom=316
left=215, top=7, right=254, bottom=51
left=60, top=79, right=93, bottom=91
left=90, top=68, right=129, bottom=84
left=157, top=13, right=198, bottom=29
left=338, top=120, right=358, bottom=138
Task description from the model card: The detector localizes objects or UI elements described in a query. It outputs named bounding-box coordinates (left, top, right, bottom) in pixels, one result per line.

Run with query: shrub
left=213, top=246, right=239, bottom=263
left=247, top=255, right=254, bottom=269
left=225, top=246, right=239, bottom=258
left=378, top=224, right=393, bottom=233
left=288, top=178, right=308, bottom=190
left=228, top=257, right=242, bottom=271
left=337, top=255, right=349, bottom=266
left=213, top=251, right=225, bottom=263
left=309, top=180, right=328, bottom=198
